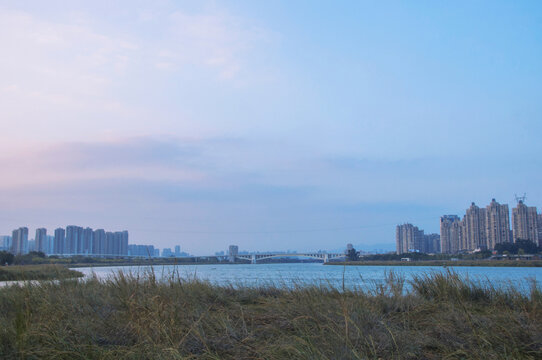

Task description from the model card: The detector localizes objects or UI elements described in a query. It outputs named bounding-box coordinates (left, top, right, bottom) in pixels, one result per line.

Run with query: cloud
left=161, top=10, right=268, bottom=79
left=0, top=137, right=213, bottom=189
left=0, top=5, right=277, bottom=143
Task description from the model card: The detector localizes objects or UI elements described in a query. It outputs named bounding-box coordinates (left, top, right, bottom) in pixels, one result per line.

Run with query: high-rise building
left=121, top=231, right=128, bottom=256
left=11, top=227, right=29, bottom=255
left=105, top=232, right=114, bottom=255
left=46, top=235, right=55, bottom=254
left=93, top=229, right=105, bottom=256
left=512, top=200, right=539, bottom=244
left=423, top=233, right=441, bottom=253
left=174, top=245, right=181, bottom=257
left=35, top=228, right=47, bottom=253
left=162, top=248, right=173, bottom=257
left=228, top=245, right=239, bottom=262
left=485, top=199, right=511, bottom=249
left=395, top=223, right=424, bottom=254
left=1, top=236, right=12, bottom=251
left=66, top=226, right=84, bottom=254
left=110, top=231, right=129, bottom=256
left=54, top=228, right=65, bottom=254
left=463, top=203, right=487, bottom=251
left=82, top=227, right=94, bottom=255
left=128, top=244, right=155, bottom=257
left=538, top=214, right=542, bottom=247
left=440, top=215, right=462, bottom=254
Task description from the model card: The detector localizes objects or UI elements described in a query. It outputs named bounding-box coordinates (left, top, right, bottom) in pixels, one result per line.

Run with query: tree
left=515, top=239, right=539, bottom=254
left=346, top=248, right=360, bottom=261
left=0, top=251, right=15, bottom=265
left=494, top=239, right=540, bottom=255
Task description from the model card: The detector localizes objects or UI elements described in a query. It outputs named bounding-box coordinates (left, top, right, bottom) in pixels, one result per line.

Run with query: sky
left=1, top=0, right=541, bottom=254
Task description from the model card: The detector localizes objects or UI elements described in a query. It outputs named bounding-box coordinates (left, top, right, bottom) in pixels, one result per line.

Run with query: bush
left=0, top=251, right=14, bottom=265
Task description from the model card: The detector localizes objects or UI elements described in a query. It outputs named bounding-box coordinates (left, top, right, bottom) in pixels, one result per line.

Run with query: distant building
left=1, top=236, right=12, bottom=251
left=82, top=227, right=94, bottom=255
left=54, top=228, right=65, bottom=255
left=105, top=232, right=115, bottom=255
left=128, top=244, right=155, bottom=257
left=440, top=215, right=462, bottom=254
left=423, top=233, right=440, bottom=253
left=93, top=229, right=105, bottom=256
left=109, top=230, right=129, bottom=256
left=174, top=245, right=181, bottom=257
left=11, top=227, right=29, bottom=255
left=35, top=228, right=47, bottom=253
left=228, top=245, right=239, bottom=262
left=485, top=199, right=511, bottom=249
left=153, top=249, right=160, bottom=257
left=28, top=239, right=35, bottom=252
left=46, top=235, right=55, bottom=254
left=395, top=224, right=424, bottom=254
left=463, top=202, right=487, bottom=251
left=162, top=248, right=173, bottom=257
left=512, top=200, right=539, bottom=244
left=66, top=226, right=83, bottom=255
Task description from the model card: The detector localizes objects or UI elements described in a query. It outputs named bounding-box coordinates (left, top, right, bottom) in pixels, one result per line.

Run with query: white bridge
left=230, top=252, right=346, bottom=264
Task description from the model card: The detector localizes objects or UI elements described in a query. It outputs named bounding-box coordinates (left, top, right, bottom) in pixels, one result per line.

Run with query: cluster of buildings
left=1, top=226, right=129, bottom=256
left=0, top=226, right=189, bottom=259
left=396, top=198, right=542, bottom=255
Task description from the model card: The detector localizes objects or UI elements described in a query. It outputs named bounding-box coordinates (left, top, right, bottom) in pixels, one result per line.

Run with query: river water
left=73, top=263, right=542, bottom=291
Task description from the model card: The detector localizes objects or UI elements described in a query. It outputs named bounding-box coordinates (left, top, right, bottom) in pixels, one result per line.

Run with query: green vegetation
left=346, top=246, right=360, bottom=261
left=0, top=269, right=540, bottom=359
left=5, top=253, right=255, bottom=267
left=0, top=251, right=15, bottom=266
left=495, top=239, right=540, bottom=255
left=360, top=251, right=496, bottom=262
left=0, top=265, right=84, bottom=281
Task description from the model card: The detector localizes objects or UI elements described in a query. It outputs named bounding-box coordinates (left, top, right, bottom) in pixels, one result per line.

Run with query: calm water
left=73, top=263, right=542, bottom=291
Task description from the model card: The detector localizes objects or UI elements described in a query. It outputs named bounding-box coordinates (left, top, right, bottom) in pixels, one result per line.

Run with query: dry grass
left=0, top=269, right=540, bottom=359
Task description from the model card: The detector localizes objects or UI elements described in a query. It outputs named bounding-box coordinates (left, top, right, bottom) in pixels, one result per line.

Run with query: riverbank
left=328, top=260, right=542, bottom=267
left=0, top=265, right=84, bottom=281
left=0, top=269, right=540, bottom=359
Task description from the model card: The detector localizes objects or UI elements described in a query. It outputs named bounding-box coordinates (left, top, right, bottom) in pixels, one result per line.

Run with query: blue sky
left=0, top=1, right=541, bottom=253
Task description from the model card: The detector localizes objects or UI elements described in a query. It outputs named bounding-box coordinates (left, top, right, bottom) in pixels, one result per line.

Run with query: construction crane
left=514, top=193, right=527, bottom=203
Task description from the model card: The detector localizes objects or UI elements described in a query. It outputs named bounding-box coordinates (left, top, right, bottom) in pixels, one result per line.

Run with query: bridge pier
left=251, top=254, right=257, bottom=264
left=323, top=253, right=329, bottom=263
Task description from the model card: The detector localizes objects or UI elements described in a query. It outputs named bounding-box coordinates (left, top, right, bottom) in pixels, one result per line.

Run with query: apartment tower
left=11, top=227, right=29, bottom=255
left=463, top=202, right=488, bottom=250
left=395, top=223, right=424, bottom=254
left=440, top=215, right=462, bottom=254
left=512, top=200, right=539, bottom=244
left=35, top=228, right=47, bottom=253
left=485, top=199, right=511, bottom=249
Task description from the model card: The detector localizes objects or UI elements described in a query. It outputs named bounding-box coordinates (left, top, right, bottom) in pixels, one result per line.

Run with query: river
left=73, top=263, right=542, bottom=291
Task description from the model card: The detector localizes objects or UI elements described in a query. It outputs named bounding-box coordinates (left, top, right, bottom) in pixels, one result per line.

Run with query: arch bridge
left=233, top=253, right=345, bottom=264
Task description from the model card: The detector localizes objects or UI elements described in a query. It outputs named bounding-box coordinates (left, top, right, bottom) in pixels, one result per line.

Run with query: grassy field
left=0, top=265, right=84, bottom=281
left=0, top=269, right=540, bottom=359
left=330, top=260, right=542, bottom=267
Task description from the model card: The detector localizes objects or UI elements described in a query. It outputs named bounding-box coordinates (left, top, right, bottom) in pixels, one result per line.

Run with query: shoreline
left=0, top=264, right=84, bottom=281
left=327, top=260, right=542, bottom=267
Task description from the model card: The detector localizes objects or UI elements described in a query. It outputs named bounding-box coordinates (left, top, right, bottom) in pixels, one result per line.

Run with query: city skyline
left=1, top=1, right=542, bottom=254
left=397, top=197, right=542, bottom=255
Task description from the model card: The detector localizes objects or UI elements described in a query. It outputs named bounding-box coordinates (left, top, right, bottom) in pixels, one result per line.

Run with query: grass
left=330, top=260, right=542, bottom=267
left=0, top=269, right=540, bottom=359
left=0, top=265, right=84, bottom=281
